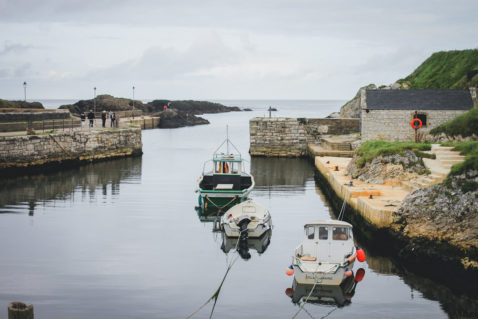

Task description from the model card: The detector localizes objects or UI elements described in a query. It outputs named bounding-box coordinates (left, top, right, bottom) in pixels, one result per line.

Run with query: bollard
left=8, top=302, right=34, bottom=319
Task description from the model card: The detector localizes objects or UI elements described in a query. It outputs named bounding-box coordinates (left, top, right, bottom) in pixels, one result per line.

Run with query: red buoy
left=286, top=265, right=294, bottom=276
left=285, top=288, right=294, bottom=297
left=356, top=247, right=366, bottom=262
left=355, top=268, right=366, bottom=282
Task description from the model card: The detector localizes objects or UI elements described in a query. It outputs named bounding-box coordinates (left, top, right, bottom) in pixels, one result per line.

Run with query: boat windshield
left=318, top=226, right=328, bottom=240
left=214, top=160, right=241, bottom=174
left=332, top=227, right=350, bottom=240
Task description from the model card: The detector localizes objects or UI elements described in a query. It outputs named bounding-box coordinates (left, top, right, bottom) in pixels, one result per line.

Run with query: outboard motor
left=237, top=215, right=251, bottom=241
left=237, top=239, right=251, bottom=260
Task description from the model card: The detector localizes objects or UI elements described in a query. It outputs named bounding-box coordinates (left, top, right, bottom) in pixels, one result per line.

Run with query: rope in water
left=291, top=274, right=322, bottom=319
left=204, top=195, right=238, bottom=212
left=185, top=227, right=247, bottom=319
left=337, top=188, right=350, bottom=221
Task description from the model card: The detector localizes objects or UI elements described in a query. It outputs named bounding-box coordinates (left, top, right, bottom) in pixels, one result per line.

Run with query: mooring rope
left=186, top=227, right=247, bottom=319
left=291, top=274, right=322, bottom=319
left=204, top=195, right=238, bottom=213
left=337, top=188, right=350, bottom=221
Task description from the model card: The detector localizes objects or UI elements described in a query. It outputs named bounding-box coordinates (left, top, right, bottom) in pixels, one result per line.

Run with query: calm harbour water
left=0, top=100, right=476, bottom=318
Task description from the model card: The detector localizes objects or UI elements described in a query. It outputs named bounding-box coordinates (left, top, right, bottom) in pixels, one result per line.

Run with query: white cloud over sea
left=0, top=0, right=477, bottom=100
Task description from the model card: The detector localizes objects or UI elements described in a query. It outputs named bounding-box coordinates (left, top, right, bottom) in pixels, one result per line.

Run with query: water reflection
left=0, top=157, right=142, bottom=214
left=286, top=276, right=360, bottom=308
left=364, top=250, right=478, bottom=318
left=196, top=208, right=223, bottom=232
left=221, top=230, right=272, bottom=260
left=196, top=207, right=273, bottom=260
left=251, top=157, right=314, bottom=194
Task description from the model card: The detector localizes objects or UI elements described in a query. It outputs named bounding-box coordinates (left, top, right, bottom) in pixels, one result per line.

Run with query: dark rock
left=145, top=100, right=240, bottom=114
left=393, top=170, right=478, bottom=270
left=326, top=112, right=341, bottom=118
left=59, top=94, right=145, bottom=115
left=59, top=96, right=240, bottom=118
left=0, top=99, right=44, bottom=109
left=154, top=109, right=209, bottom=128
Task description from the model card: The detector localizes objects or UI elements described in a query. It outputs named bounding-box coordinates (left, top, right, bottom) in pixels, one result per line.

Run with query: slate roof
left=366, top=89, right=474, bottom=110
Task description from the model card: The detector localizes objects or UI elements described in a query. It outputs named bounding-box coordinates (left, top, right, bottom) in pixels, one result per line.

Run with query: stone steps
left=418, top=144, right=466, bottom=187
left=401, top=144, right=466, bottom=191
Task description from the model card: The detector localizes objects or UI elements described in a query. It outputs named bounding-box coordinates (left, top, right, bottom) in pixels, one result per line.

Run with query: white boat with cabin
left=220, top=199, right=272, bottom=238
left=293, top=220, right=356, bottom=285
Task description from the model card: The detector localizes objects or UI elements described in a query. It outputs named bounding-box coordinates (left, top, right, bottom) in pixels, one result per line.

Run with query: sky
left=0, top=0, right=477, bottom=101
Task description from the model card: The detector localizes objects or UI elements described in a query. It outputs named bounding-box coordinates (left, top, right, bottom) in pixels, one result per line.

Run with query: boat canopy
left=304, top=220, right=352, bottom=228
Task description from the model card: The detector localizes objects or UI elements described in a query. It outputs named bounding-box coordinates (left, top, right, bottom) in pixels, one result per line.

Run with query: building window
left=416, top=113, right=427, bottom=127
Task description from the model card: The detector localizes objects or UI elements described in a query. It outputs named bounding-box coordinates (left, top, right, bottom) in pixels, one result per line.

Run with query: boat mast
left=226, top=125, right=229, bottom=154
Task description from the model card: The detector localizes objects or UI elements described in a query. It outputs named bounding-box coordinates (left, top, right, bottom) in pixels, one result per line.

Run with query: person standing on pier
left=87, top=109, right=95, bottom=127
left=110, top=112, right=116, bottom=127
left=80, top=112, right=86, bottom=127
left=101, top=110, right=107, bottom=128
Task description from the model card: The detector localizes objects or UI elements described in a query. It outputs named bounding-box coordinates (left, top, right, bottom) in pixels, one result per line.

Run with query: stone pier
left=0, top=128, right=142, bottom=175
left=249, top=117, right=360, bottom=157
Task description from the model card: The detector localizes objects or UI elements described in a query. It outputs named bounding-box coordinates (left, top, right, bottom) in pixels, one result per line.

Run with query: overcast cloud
left=0, top=0, right=477, bottom=100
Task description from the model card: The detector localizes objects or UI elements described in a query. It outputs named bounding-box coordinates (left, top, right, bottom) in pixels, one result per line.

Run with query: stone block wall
left=249, top=117, right=360, bottom=157
left=0, top=110, right=71, bottom=122
left=0, top=128, right=142, bottom=171
left=0, top=119, right=82, bottom=132
left=120, top=117, right=160, bottom=129
left=361, top=109, right=468, bottom=141
left=306, top=118, right=360, bottom=135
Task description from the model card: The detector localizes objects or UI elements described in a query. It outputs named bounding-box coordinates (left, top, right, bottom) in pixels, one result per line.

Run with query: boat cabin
left=213, top=154, right=243, bottom=175
left=199, top=153, right=253, bottom=192
left=298, top=221, right=354, bottom=264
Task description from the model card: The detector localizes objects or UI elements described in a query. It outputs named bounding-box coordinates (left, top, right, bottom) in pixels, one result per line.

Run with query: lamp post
left=93, top=87, right=97, bottom=113
left=23, top=81, right=27, bottom=101
left=132, top=86, right=135, bottom=119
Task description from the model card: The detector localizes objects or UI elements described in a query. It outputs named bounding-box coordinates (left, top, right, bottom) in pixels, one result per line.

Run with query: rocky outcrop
left=59, top=96, right=240, bottom=117
left=338, top=84, right=377, bottom=118
left=426, top=132, right=478, bottom=143
left=59, top=95, right=145, bottom=114
left=392, top=170, right=478, bottom=270
left=0, top=99, right=44, bottom=109
left=345, top=151, right=427, bottom=184
left=154, top=109, right=209, bottom=128
left=337, top=81, right=411, bottom=119
left=144, top=100, right=240, bottom=114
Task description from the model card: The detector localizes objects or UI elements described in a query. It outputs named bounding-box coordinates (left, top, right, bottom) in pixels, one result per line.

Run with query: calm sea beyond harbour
left=0, top=100, right=476, bottom=318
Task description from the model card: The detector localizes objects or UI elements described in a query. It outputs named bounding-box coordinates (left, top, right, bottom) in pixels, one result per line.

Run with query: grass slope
left=356, top=140, right=433, bottom=168
left=430, top=107, right=478, bottom=138
left=398, top=49, right=478, bottom=89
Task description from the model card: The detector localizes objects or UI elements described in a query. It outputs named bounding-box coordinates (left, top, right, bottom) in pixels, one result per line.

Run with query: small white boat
left=292, top=220, right=358, bottom=285
left=220, top=199, right=272, bottom=238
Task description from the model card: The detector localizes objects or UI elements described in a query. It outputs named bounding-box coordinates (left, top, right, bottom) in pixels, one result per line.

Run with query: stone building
left=360, top=89, right=476, bottom=141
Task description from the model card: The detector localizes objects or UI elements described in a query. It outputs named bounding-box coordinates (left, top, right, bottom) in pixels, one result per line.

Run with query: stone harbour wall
left=361, top=109, right=468, bottom=141
left=0, top=110, right=71, bottom=122
left=249, top=117, right=360, bottom=157
left=0, top=128, right=142, bottom=172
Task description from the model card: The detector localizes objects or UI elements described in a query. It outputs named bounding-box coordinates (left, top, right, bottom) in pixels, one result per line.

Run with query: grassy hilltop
left=398, top=49, right=478, bottom=89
